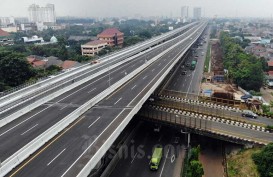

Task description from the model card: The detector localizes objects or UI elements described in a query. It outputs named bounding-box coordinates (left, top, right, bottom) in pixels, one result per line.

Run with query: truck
left=190, top=60, right=197, bottom=70
left=150, top=146, right=163, bottom=170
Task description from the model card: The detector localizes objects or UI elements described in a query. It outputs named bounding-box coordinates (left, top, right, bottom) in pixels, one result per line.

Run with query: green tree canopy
left=0, top=56, right=36, bottom=87
left=187, top=160, right=204, bottom=177
left=220, top=32, right=265, bottom=91
left=252, top=143, right=273, bottom=177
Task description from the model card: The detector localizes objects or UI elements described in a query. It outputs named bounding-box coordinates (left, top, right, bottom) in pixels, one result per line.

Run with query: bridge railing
left=139, top=106, right=269, bottom=145
left=160, top=89, right=245, bottom=109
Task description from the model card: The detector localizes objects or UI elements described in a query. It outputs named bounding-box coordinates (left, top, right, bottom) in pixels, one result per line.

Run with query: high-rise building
left=0, top=17, right=15, bottom=27
left=193, top=7, right=202, bottom=20
left=28, top=4, right=56, bottom=23
left=181, top=6, right=189, bottom=19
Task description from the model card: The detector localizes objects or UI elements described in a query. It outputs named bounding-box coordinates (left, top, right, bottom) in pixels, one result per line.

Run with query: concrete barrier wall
left=77, top=23, right=207, bottom=177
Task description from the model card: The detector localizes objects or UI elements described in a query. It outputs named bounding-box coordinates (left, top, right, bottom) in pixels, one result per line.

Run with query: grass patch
left=204, top=43, right=211, bottom=72
left=227, top=148, right=260, bottom=177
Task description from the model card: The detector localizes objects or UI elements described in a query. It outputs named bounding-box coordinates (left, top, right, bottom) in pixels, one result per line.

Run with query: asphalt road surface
left=109, top=122, right=185, bottom=177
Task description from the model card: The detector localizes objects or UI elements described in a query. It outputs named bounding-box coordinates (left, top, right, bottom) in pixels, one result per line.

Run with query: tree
left=252, top=143, right=273, bottom=177
left=220, top=31, right=265, bottom=91
left=187, top=160, right=204, bottom=177
left=0, top=57, right=36, bottom=87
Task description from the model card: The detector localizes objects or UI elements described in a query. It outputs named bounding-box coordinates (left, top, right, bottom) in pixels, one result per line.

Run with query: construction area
left=201, top=40, right=246, bottom=109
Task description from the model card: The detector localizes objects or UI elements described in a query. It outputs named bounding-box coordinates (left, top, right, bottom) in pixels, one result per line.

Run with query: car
left=181, top=70, right=187, bottom=75
left=240, top=94, right=252, bottom=100
left=91, top=60, right=100, bottom=64
left=242, top=110, right=258, bottom=119
left=154, top=125, right=161, bottom=132
left=185, top=62, right=190, bottom=67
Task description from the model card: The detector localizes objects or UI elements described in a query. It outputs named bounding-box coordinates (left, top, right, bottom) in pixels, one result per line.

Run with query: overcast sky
left=1, top=0, right=273, bottom=18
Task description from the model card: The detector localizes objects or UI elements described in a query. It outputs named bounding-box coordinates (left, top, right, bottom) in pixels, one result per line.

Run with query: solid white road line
left=47, top=148, right=66, bottom=166
left=159, top=146, right=170, bottom=177
left=20, top=124, right=38, bottom=136
left=88, top=117, right=101, bottom=128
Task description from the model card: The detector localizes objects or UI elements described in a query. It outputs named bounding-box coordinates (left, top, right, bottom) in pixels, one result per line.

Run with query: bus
left=190, top=60, right=197, bottom=70
left=150, top=146, right=163, bottom=170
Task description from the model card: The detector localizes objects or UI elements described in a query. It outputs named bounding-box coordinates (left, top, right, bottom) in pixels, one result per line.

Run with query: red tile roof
left=62, top=60, right=76, bottom=69
left=84, top=40, right=108, bottom=46
left=98, top=28, right=123, bottom=37
left=268, top=71, right=273, bottom=76
left=268, top=61, right=273, bottom=67
left=0, top=28, right=10, bottom=37
left=32, top=60, right=46, bottom=67
left=27, top=57, right=36, bottom=63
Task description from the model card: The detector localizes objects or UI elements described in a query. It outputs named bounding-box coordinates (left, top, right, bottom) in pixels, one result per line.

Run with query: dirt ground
left=260, top=88, right=273, bottom=103
left=201, top=82, right=244, bottom=100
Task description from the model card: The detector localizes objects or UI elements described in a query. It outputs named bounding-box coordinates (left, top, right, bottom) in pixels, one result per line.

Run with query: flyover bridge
left=139, top=104, right=273, bottom=145
left=1, top=22, right=207, bottom=176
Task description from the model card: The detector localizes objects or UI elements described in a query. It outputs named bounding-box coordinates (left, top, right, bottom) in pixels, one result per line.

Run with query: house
left=27, top=56, right=46, bottom=69
left=0, top=28, right=13, bottom=46
left=81, top=40, right=108, bottom=56
left=268, top=61, right=273, bottom=72
left=45, top=56, right=63, bottom=68
left=61, top=60, right=81, bottom=70
left=22, top=35, right=44, bottom=44
left=97, top=28, right=124, bottom=47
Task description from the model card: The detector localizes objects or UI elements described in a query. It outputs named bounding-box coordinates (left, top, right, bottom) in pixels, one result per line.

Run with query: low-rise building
left=0, top=28, right=13, bottom=46
left=97, top=28, right=124, bottom=47
left=22, top=35, right=44, bottom=44
left=81, top=40, right=108, bottom=56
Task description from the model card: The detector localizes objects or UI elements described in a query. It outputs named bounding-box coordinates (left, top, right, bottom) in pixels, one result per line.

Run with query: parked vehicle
left=185, top=62, right=190, bottom=67
left=240, top=94, right=252, bottom=100
left=190, top=60, right=197, bottom=70
left=91, top=60, right=100, bottom=64
left=242, top=110, right=258, bottom=119
left=150, top=146, right=163, bottom=170
left=181, top=70, right=187, bottom=75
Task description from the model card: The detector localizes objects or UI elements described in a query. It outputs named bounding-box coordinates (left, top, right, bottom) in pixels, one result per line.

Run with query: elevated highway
left=3, top=22, right=207, bottom=177
left=0, top=22, right=197, bottom=128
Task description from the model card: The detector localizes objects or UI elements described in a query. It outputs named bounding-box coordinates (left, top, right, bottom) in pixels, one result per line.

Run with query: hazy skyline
left=1, top=0, right=273, bottom=18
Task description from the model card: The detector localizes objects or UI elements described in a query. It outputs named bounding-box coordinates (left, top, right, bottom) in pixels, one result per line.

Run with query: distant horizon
left=2, top=0, right=273, bottom=19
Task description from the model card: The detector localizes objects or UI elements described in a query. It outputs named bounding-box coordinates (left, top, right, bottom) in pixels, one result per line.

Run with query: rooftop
left=83, top=40, right=108, bottom=46
left=98, top=28, right=123, bottom=37
left=0, top=28, right=10, bottom=37
left=268, top=61, right=273, bottom=67
left=62, top=60, right=77, bottom=69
